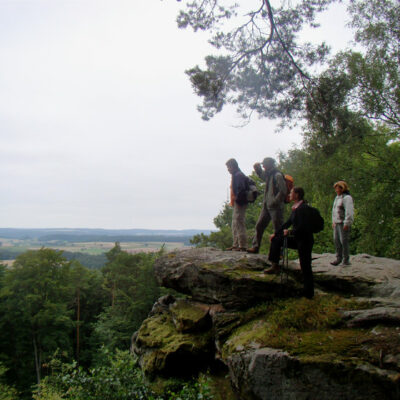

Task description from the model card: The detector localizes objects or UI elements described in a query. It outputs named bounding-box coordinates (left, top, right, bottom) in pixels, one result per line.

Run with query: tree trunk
left=76, top=287, right=80, bottom=364
left=33, top=335, right=41, bottom=386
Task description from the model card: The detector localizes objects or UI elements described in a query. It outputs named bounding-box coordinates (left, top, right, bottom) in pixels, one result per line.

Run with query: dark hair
left=226, top=158, right=238, bottom=169
left=293, top=186, right=305, bottom=200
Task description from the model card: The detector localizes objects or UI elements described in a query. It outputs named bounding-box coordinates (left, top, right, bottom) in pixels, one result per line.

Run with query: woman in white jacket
left=331, top=181, right=354, bottom=266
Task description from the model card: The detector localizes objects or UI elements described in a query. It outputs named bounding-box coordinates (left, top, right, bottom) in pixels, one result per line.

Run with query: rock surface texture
left=132, top=248, right=400, bottom=399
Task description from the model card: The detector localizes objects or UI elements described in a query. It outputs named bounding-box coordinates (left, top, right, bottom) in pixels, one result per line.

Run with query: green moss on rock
left=170, top=299, right=211, bottom=332
left=221, top=294, right=394, bottom=370
left=136, top=312, right=214, bottom=376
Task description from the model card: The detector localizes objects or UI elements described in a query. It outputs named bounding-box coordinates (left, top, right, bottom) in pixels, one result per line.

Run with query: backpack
left=246, top=176, right=259, bottom=203
left=305, top=204, right=325, bottom=233
left=273, top=172, right=294, bottom=203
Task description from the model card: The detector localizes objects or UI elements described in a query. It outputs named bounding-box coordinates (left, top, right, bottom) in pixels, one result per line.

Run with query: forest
left=0, top=0, right=398, bottom=398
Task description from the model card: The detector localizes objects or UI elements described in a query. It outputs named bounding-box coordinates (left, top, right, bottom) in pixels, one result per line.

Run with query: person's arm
left=343, top=196, right=354, bottom=229
left=254, top=163, right=266, bottom=181
left=332, top=197, right=337, bottom=228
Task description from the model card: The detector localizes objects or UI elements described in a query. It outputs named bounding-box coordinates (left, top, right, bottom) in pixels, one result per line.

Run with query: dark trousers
left=251, top=205, right=284, bottom=249
left=268, top=234, right=314, bottom=299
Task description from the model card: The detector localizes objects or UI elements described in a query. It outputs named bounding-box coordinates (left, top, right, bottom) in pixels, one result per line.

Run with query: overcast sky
left=0, top=0, right=353, bottom=230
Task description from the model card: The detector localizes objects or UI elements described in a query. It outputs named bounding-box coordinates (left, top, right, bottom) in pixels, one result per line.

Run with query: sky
left=0, top=0, right=353, bottom=230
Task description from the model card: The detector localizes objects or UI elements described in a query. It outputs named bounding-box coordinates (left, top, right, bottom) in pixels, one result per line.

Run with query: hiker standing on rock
left=226, top=158, right=248, bottom=252
left=247, top=157, right=287, bottom=254
left=331, top=181, right=354, bottom=266
left=266, top=187, right=315, bottom=299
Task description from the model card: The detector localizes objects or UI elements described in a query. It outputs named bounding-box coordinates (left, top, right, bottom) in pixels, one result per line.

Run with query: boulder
left=133, top=296, right=215, bottom=377
left=154, top=247, right=303, bottom=309
left=228, top=348, right=400, bottom=400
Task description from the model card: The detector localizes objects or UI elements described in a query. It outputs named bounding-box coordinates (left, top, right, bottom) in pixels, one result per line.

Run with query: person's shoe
left=226, top=246, right=238, bottom=251
left=247, top=247, right=259, bottom=254
left=263, top=263, right=280, bottom=274
left=330, top=260, right=341, bottom=266
left=342, top=260, right=351, bottom=266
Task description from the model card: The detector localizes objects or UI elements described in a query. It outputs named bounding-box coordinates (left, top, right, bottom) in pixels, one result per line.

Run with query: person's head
left=262, top=157, right=276, bottom=171
left=226, top=158, right=239, bottom=174
left=333, top=181, right=349, bottom=196
left=290, top=186, right=305, bottom=202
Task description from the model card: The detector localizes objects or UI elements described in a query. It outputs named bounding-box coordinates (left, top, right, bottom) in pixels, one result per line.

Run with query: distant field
left=0, top=237, right=189, bottom=269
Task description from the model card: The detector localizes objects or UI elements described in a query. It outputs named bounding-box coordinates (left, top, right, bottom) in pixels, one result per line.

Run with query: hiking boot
left=226, top=246, right=238, bottom=251
left=263, top=263, right=280, bottom=274
left=330, top=260, right=341, bottom=266
left=247, top=247, right=259, bottom=254
left=342, top=260, right=351, bottom=266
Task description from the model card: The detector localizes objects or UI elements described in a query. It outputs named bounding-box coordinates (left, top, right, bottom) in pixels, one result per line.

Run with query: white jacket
left=332, top=194, right=354, bottom=226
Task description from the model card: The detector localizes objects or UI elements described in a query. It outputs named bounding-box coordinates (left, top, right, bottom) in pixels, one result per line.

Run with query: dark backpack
left=305, top=204, right=325, bottom=233
left=246, top=176, right=259, bottom=203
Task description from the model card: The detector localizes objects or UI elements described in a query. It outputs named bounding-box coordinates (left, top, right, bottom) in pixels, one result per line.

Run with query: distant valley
left=0, top=227, right=212, bottom=269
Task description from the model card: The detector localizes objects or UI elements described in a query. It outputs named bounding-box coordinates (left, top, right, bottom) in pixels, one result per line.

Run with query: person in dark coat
left=265, top=186, right=314, bottom=299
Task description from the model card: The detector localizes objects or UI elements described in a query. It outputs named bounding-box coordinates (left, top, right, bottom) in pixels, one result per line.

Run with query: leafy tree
left=93, top=245, right=161, bottom=351
left=0, top=249, right=74, bottom=393
left=34, top=349, right=213, bottom=400
left=69, top=263, right=108, bottom=366
left=178, top=0, right=335, bottom=123
left=0, top=362, right=18, bottom=400
left=176, top=0, right=399, bottom=135
left=280, top=124, right=400, bottom=258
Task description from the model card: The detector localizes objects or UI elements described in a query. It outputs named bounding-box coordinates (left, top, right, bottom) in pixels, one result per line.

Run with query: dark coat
left=278, top=202, right=313, bottom=239
left=232, top=169, right=248, bottom=206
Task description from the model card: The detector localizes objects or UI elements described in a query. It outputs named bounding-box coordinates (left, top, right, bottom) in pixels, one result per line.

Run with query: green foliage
left=34, top=349, right=213, bottom=400
left=93, top=245, right=161, bottom=352
left=0, top=249, right=75, bottom=393
left=177, top=0, right=399, bottom=134
left=281, top=124, right=400, bottom=258
left=179, top=0, right=334, bottom=123
left=0, top=363, right=18, bottom=400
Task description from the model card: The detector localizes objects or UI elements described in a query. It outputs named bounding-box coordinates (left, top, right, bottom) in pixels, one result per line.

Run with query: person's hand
left=283, top=229, right=289, bottom=236
left=343, top=225, right=349, bottom=231
left=269, top=233, right=275, bottom=242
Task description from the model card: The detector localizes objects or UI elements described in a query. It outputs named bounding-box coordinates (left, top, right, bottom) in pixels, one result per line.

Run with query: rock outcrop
left=132, top=248, right=400, bottom=399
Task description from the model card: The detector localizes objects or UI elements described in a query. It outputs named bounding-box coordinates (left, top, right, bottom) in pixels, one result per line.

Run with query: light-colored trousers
left=232, top=203, right=248, bottom=248
left=334, top=223, right=350, bottom=262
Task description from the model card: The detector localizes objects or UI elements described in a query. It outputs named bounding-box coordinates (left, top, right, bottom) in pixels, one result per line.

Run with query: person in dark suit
left=265, top=186, right=314, bottom=299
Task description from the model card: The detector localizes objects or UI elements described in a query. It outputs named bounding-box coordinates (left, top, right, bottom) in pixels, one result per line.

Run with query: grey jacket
left=256, top=168, right=287, bottom=209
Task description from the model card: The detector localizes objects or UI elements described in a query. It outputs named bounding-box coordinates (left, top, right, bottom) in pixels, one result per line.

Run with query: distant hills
left=0, top=228, right=212, bottom=243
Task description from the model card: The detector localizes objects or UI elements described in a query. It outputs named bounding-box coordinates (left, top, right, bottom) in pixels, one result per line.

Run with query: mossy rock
left=220, top=294, right=396, bottom=369
left=169, top=299, right=212, bottom=333
left=135, top=311, right=214, bottom=377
